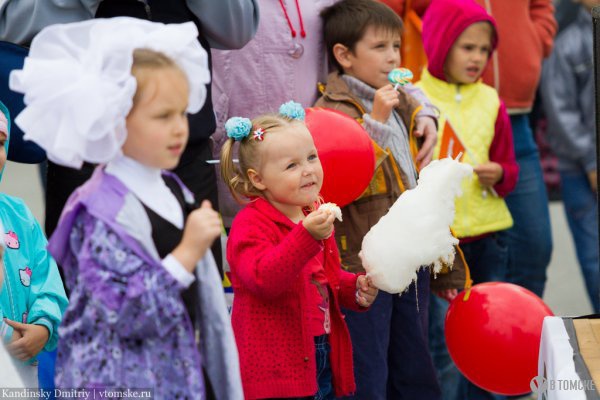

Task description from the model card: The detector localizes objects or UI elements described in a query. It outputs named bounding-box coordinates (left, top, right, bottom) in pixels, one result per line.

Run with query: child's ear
left=247, top=169, right=266, bottom=191
left=333, top=43, right=353, bottom=70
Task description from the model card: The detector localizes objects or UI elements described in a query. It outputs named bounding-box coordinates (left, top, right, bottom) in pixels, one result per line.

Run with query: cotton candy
left=359, top=157, right=473, bottom=294
left=319, top=202, right=343, bottom=221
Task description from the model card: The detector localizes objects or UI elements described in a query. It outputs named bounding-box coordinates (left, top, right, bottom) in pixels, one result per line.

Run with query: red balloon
left=445, top=282, right=553, bottom=395
left=305, top=107, right=375, bottom=207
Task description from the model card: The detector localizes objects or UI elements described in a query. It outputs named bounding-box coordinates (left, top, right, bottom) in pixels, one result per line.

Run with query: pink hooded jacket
left=419, top=0, right=518, bottom=202
left=422, top=0, right=497, bottom=81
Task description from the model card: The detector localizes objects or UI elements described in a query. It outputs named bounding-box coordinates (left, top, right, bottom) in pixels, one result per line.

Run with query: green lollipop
left=388, top=68, right=414, bottom=89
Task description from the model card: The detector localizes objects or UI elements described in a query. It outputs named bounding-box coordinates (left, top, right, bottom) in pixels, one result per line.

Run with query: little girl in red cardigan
left=220, top=102, right=378, bottom=400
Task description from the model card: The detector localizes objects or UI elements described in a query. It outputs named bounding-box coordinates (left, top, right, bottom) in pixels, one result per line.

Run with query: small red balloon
left=305, top=107, right=375, bottom=207
left=445, top=282, right=553, bottom=395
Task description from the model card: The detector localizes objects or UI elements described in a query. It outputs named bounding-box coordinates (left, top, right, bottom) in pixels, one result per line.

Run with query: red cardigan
left=227, top=198, right=363, bottom=399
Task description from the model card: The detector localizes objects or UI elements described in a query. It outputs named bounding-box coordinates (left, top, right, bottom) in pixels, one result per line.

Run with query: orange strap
left=408, top=105, right=422, bottom=172
left=450, top=227, right=473, bottom=301
left=387, top=147, right=407, bottom=194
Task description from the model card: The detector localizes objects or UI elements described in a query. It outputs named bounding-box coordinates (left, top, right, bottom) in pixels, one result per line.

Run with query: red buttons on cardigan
left=304, top=356, right=309, bottom=362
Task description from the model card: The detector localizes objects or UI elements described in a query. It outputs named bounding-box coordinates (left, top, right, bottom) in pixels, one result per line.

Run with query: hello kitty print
left=4, top=231, right=19, bottom=249
left=19, top=267, right=32, bottom=287
left=4, top=230, right=31, bottom=287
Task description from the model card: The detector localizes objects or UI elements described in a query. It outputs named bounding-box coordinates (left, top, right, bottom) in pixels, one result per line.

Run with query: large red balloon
left=445, top=282, right=553, bottom=395
left=305, top=107, right=375, bottom=207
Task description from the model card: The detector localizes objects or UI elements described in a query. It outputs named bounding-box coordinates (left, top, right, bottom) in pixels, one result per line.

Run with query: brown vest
left=314, top=73, right=420, bottom=273
left=314, top=73, right=467, bottom=291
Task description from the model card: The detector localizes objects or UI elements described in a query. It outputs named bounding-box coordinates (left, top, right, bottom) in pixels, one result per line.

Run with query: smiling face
left=336, top=25, right=401, bottom=89
left=444, top=22, right=493, bottom=85
left=122, top=66, right=190, bottom=170
left=248, top=123, right=323, bottom=221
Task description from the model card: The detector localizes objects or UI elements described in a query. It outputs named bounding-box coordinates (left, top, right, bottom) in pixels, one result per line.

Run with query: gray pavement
left=0, top=160, right=595, bottom=317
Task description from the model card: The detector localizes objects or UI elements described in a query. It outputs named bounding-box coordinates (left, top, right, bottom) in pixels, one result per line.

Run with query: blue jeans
left=499, top=114, right=553, bottom=298
left=315, top=335, right=334, bottom=400
left=429, top=295, right=460, bottom=400
left=560, top=170, right=600, bottom=312
left=342, top=268, right=440, bottom=400
left=429, top=234, right=509, bottom=400
left=38, top=350, right=57, bottom=400
left=460, top=234, right=509, bottom=284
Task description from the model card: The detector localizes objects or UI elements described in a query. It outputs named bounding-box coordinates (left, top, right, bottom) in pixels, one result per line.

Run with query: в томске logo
left=530, top=376, right=548, bottom=394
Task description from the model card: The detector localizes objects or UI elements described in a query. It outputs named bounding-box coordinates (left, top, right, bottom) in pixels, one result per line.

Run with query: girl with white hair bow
left=10, top=18, right=241, bottom=399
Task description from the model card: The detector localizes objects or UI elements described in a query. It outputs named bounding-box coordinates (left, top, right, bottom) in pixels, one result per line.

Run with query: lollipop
left=388, top=68, right=414, bottom=90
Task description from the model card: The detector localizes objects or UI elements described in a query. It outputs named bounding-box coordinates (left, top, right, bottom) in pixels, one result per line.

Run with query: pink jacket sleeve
left=490, top=101, right=519, bottom=197
left=327, top=237, right=366, bottom=312
left=228, top=215, right=323, bottom=300
left=338, top=270, right=368, bottom=312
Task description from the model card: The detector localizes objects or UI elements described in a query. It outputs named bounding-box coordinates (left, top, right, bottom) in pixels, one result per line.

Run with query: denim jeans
left=38, top=350, right=57, bottom=399
left=315, top=335, right=334, bottom=400
left=342, top=268, right=440, bottom=400
left=269, top=335, right=334, bottom=400
left=429, top=295, right=460, bottom=400
left=559, top=170, right=600, bottom=312
left=429, top=234, right=509, bottom=400
left=499, top=114, right=553, bottom=298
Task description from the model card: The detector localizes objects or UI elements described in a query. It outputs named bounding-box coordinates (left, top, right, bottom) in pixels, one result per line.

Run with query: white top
left=106, top=155, right=183, bottom=228
left=106, top=155, right=194, bottom=287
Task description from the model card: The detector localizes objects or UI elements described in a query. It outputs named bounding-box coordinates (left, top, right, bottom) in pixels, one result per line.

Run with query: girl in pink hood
left=417, top=0, right=519, bottom=398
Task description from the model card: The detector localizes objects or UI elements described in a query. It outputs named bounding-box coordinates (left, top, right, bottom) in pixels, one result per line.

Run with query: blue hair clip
left=225, top=117, right=252, bottom=141
left=279, top=101, right=305, bottom=121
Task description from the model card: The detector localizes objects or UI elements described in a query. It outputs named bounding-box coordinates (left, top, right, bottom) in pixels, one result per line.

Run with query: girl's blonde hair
left=130, top=48, right=187, bottom=105
left=220, top=114, right=305, bottom=204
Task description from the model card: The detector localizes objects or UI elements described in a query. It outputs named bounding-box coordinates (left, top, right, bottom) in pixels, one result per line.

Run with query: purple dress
left=49, top=168, right=205, bottom=399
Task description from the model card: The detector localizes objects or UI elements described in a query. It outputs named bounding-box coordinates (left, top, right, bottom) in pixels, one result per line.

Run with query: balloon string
left=397, top=272, right=421, bottom=312
left=415, top=273, right=419, bottom=312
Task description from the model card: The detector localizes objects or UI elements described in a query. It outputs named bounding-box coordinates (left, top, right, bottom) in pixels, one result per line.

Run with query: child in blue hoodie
left=0, top=219, right=27, bottom=389
left=0, top=101, right=68, bottom=387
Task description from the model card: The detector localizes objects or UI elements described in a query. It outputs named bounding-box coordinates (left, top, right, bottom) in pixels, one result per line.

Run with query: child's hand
left=434, top=288, right=458, bottom=302
left=303, top=209, right=335, bottom=240
left=8, top=322, right=22, bottom=343
left=356, top=275, right=378, bottom=307
left=473, top=162, right=503, bottom=188
left=5, top=320, right=49, bottom=361
left=414, top=116, right=437, bottom=169
left=172, top=200, right=222, bottom=273
left=370, top=85, right=400, bottom=123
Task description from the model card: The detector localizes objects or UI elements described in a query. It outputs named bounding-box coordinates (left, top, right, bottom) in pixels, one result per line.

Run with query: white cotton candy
left=359, top=158, right=473, bottom=294
left=319, top=202, right=343, bottom=221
